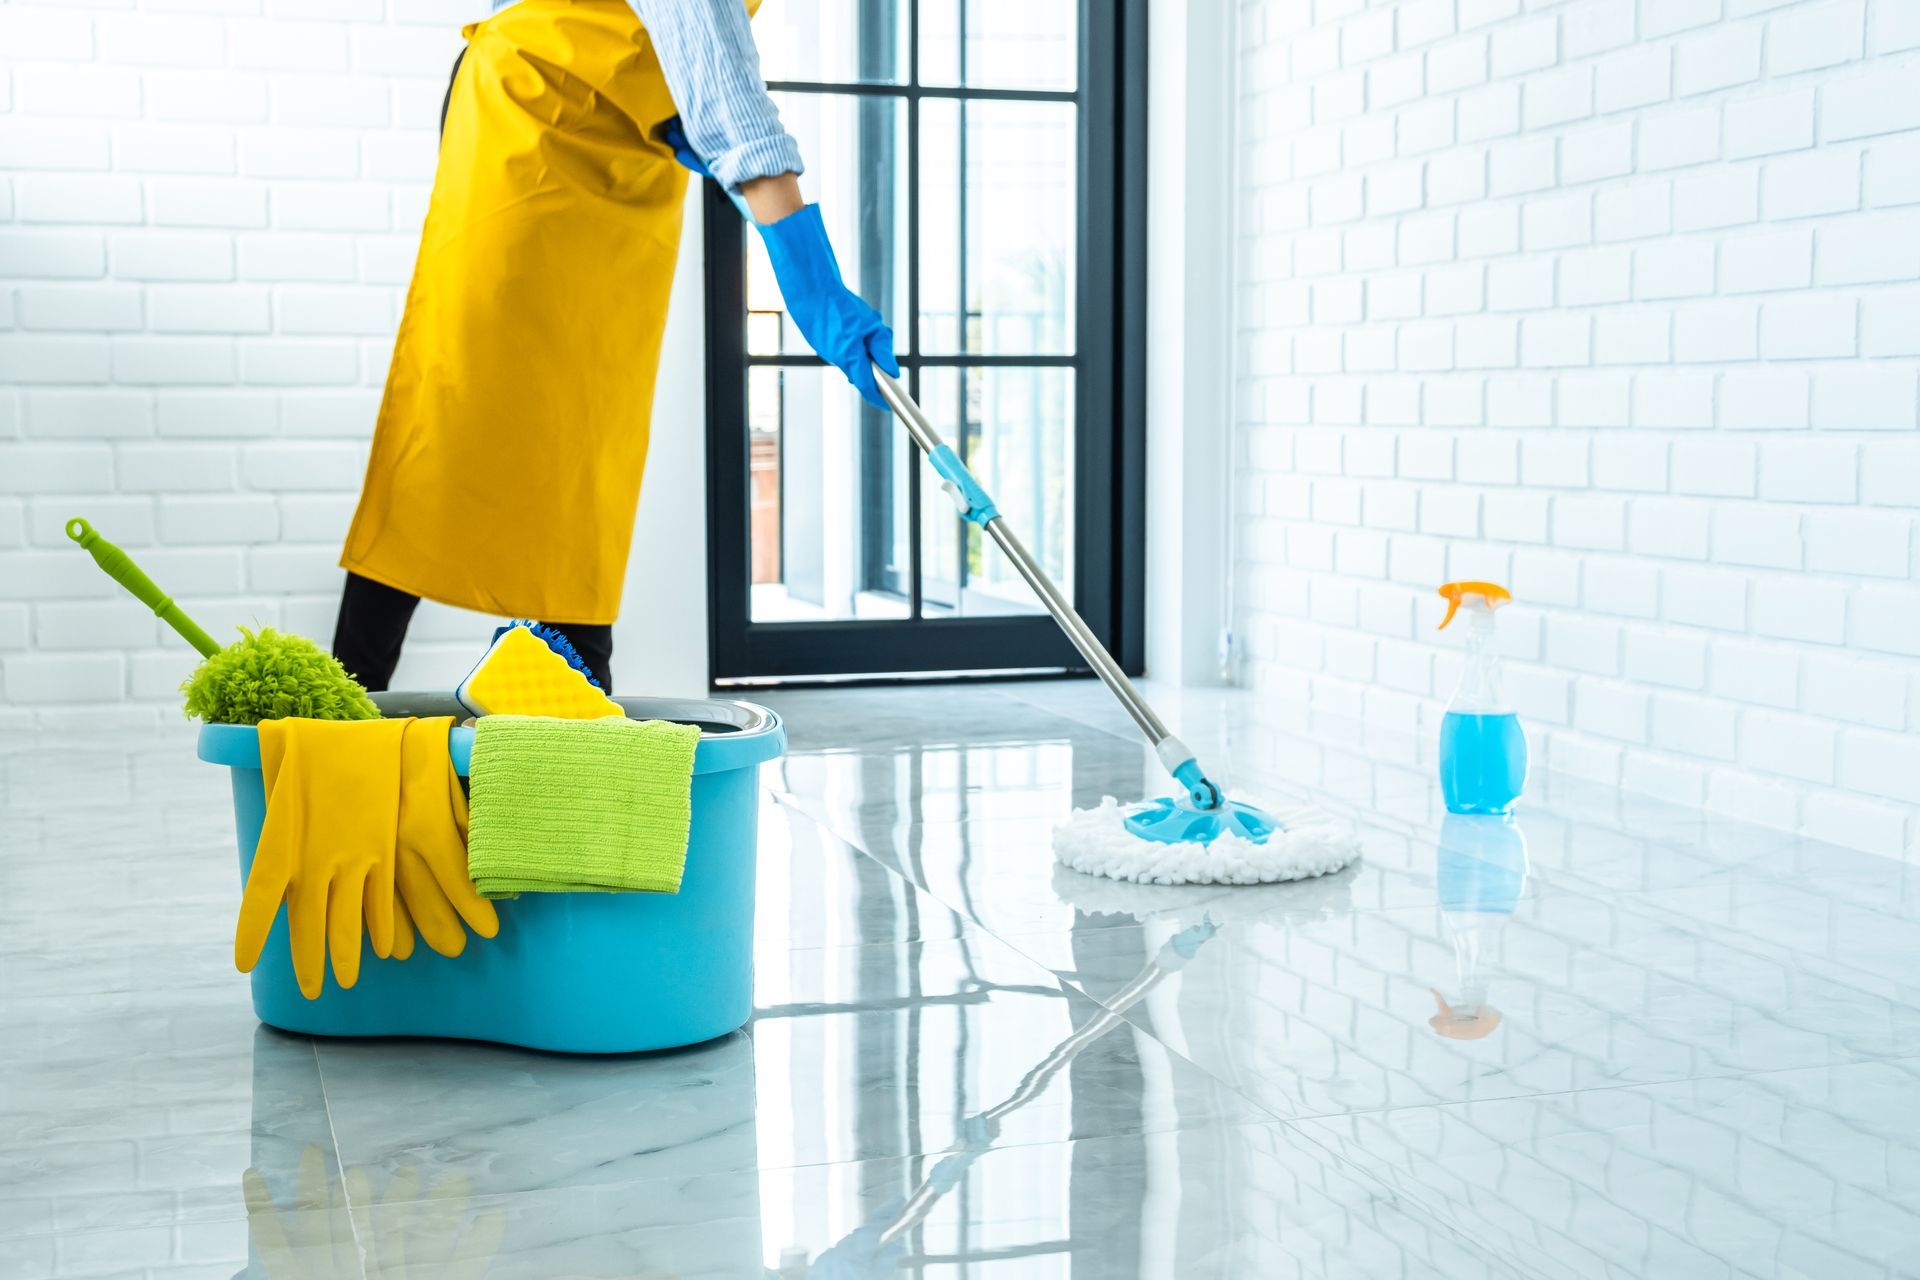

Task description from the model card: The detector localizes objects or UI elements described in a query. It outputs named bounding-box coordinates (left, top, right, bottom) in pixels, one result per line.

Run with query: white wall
left=1145, top=0, right=1236, bottom=688
left=1233, top=0, right=1920, bottom=857
left=0, top=0, right=710, bottom=727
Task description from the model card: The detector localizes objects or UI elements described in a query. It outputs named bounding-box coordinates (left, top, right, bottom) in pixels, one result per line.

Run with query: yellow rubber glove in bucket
left=391, top=716, right=499, bottom=960
left=237, top=718, right=409, bottom=998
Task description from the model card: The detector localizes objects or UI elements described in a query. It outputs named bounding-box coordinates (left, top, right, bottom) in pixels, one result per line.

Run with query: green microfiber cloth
left=467, top=714, right=701, bottom=897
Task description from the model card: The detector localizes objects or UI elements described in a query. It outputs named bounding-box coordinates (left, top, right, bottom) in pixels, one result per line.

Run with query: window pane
left=750, top=93, right=910, bottom=354
left=918, top=367, right=1073, bottom=619
left=919, top=99, right=1075, bottom=355
left=920, top=0, right=1077, bottom=92
left=750, top=367, right=910, bottom=623
left=756, top=0, right=909, bottom=85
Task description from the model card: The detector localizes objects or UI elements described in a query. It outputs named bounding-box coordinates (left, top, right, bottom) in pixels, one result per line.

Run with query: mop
left=874, top=368, right=1360, bottom=886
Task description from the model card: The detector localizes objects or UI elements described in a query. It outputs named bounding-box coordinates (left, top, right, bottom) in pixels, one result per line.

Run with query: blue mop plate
left=1124, top=796, right=1280, bottom=844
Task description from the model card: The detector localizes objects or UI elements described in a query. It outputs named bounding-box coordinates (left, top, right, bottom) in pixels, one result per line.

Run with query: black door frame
left=704, top=0, right=1148, bottom=683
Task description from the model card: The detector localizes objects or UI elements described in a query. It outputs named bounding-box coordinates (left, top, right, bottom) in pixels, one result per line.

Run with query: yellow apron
left=343, top=0, right=714, bottom=625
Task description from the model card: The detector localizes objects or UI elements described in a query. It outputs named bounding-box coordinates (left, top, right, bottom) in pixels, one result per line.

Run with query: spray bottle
left=1435, top=580, right=1528, bottom=815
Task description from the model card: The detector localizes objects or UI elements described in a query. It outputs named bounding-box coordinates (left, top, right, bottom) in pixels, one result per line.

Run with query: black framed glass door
left=705, top=0, right=1145, bottom=681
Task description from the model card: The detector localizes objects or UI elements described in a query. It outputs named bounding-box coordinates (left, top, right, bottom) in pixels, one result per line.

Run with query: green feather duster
left=181, top=626, right=380, bottom=726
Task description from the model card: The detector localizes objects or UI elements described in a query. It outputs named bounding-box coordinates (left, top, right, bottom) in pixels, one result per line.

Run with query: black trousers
left=332, top=573, right=616, bottom=695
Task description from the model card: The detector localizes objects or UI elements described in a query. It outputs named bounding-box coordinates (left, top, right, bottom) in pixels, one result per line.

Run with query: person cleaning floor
left=334, top=0, right=897, bottom=693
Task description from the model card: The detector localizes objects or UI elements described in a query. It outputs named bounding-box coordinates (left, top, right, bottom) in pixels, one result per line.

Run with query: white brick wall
left=1235, top=0, right=1920, bottom=859
left=0, top=0, right=482, bottom=724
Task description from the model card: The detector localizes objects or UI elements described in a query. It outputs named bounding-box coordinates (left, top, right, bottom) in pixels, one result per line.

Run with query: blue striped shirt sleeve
left=628, top=0, right=805, bottom=191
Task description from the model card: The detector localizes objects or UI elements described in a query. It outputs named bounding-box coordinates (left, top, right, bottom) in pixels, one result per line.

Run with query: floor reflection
left=9, top=681, right=1920, bottom=1277
left=231, top=931, right=1235, bottom=1276
left=1429, top=815, right=1530, bottom=1042
left=771, top=924, right=1217, bottom=1276
left=244, top=1147, right=509, bottom=1278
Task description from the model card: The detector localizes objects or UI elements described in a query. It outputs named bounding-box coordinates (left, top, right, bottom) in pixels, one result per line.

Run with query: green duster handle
left=65, top=517, right=221, bottom=659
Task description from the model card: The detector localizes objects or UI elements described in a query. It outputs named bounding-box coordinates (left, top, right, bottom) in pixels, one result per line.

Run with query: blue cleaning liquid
left=1439, top=712, right=1528, bottom=815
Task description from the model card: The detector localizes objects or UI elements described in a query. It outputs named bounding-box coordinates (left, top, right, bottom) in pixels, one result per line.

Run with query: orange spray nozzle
left=1437, top=581, right=1511, bottom=630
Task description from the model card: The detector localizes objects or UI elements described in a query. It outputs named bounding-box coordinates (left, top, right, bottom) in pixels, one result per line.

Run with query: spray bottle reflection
left=1428, top=814, right=1529, bottom=1041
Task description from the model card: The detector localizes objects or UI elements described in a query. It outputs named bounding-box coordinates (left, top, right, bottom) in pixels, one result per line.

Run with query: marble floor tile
left=1001, top=882, right=1920, bottom=1120
left=312, top=928, right=1271, bottom=1204
left=1294, top=1058, right=1920, bottom=1280
left=0, top=1011, right=335, bottom=1247
left=751, top=796, right=971, bottom=954
left=1, top=1209, right=364, bottom=1280
left=3, top=681, right=1918, bottom=1278
left=771, top=748, right=1805, bottom=953
left=322, top=1119, right=1533, bottom=1280
left=755, top=683, right=1139, bottom=756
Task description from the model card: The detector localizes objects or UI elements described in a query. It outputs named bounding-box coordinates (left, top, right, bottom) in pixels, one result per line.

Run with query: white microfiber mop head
left=1049, top=860, right=1356, bottom=928
left=1054, top=796, right=1361, bottom=886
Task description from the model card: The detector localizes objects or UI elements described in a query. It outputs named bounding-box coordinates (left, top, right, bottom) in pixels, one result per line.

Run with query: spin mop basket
left=197, top=693, right=786, bottom=1054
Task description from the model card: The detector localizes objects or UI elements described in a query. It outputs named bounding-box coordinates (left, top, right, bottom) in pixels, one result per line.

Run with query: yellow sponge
left=456, top=625, right=624, bottom=720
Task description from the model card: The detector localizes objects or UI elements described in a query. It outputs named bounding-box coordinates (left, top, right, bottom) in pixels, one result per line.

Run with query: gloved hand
left=391, top=716, right=499, bottom=960
left=659, top=115, right=711, bottom=179
left=756, top=204, right=899, bottom=409
left=238, top=718, right=409, bottom=999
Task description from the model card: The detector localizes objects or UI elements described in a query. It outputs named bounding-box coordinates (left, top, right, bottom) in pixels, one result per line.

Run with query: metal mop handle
left=874, top=366, right=1222, bottom=810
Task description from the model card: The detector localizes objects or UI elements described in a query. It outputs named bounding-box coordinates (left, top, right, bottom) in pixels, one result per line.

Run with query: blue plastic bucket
left=198, top=693, right=785, bottom=1054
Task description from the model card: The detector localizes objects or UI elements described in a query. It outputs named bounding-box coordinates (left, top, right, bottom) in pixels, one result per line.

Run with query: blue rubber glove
left=756, top=204, right=900, bottom=409
left=659, top=116, right=710, bottom=179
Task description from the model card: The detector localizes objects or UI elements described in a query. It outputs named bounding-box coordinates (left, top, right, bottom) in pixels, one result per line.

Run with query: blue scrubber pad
left=491, top=620, right=605, bottom=689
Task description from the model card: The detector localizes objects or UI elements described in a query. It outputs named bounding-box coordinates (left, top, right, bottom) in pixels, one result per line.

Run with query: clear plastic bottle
left=1436, top=580, right=1528, bottom=815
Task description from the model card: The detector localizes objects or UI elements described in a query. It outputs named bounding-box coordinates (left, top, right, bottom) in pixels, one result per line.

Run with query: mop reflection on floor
left=1428, top=815, right=1530, bottom=1042
left=787, top=866, right=1363, bottom=1276
left=781, top=921, right=1220, bottom=1278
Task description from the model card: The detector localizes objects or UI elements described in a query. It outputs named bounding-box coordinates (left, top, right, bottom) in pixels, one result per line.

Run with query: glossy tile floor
left=4, top=680, right=1920, bottom=1277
